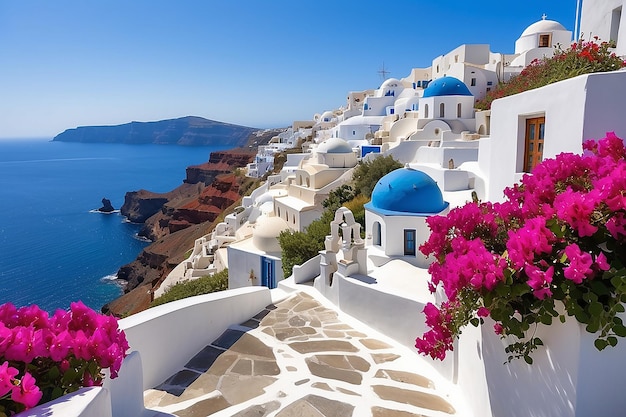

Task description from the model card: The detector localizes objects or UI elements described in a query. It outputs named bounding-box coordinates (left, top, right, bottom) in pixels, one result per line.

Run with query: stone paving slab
left=144, top=291, right=463, bottom=416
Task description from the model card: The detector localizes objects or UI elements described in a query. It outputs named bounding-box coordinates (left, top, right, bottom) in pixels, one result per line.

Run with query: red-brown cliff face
left=102, top=148, right=259, bottom=317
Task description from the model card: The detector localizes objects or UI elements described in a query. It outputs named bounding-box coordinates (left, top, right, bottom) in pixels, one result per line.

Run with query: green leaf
left=586, top=321, right=600, bottom=333
left=588, top=301, right=604, bottom=316
left=523, top=355, right=533, bottom=365
left=534, top=337, right=544, bottom=346
left=51, top=386, right=65, bottom=401
left=574, top=311, right=590, bottom=324
left=613, top=324, right=626, bottom=337
left=559, top=315, right=566, bottom=323
left=540, top=315, right=553, bottom=325
left=608, top=336, right=618, bottom=347
left=590, top=280, right=610, bottom=296
left=470, top=318, right=480, bottom=327
left=595, top=338, right=609, bottom=351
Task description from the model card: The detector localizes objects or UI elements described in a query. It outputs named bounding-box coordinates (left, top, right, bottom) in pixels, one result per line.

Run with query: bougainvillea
left=476, top=38, right=626, bottom=110
left=416, top=132, right=626, bottom=364
left=0, top=301, right=128, bottom=415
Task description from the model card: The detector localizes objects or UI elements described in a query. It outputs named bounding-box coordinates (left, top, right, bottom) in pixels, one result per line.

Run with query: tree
left=353, top=155, right=403, bottom=197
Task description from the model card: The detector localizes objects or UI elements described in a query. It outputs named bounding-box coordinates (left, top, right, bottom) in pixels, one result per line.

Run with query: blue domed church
left=364, top=167, right=449, bottom=267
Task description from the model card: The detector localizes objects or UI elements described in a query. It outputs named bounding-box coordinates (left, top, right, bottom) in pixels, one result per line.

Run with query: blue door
left=261, top=257, right=276, bottom=289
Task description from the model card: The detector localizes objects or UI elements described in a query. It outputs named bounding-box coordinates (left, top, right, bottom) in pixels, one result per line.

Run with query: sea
left=0, top=138, right=231, bottom=313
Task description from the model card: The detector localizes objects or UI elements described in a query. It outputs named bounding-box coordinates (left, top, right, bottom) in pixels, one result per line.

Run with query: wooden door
left=524, top=117, right=545, bottom=172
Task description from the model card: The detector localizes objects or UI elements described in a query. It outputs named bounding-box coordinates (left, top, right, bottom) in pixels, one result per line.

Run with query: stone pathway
left=144, top=292, right=462, bottom=417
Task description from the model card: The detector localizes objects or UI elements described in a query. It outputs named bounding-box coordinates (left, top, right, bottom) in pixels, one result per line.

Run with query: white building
left=273, top=137, right=357, bottom=232
left=580, top=0, right=626, bottom=55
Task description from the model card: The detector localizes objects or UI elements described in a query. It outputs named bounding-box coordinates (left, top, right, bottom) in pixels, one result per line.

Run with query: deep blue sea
left=0, top=139, right=230, bottom=313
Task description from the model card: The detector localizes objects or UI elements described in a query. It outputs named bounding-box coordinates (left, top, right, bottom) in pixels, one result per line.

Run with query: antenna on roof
left=378, top=62, right=390, bottom=81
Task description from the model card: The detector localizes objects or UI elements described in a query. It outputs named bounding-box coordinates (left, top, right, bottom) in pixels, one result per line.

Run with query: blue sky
left=0, top=1, right=577, bottom=138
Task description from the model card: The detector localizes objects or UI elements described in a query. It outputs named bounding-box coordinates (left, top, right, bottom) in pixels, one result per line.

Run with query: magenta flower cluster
left=416, top=132, right=626, bottom=363
left=0, top=301, right=129, bottom=414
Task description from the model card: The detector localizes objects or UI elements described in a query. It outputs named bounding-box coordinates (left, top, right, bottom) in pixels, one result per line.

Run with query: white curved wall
left=119, top=286, right=273, bottom=389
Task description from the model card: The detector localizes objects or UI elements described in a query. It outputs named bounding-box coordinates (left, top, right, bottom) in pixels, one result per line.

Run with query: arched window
left=424, top=104, right=429, bottom=118
left=457, top=103, right=462, bottom=118
left=439, top=103, right=445, bottom=118
left=373, top=222, right=382, bottom=246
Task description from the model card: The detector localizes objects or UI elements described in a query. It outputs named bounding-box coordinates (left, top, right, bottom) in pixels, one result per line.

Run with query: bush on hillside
left=353, top=155, right=403, bottom=197
left=150, top=269, right=229, bottom=307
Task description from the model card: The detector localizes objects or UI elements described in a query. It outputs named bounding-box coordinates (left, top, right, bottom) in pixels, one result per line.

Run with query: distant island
left=52, top=116, right=259, bottom=147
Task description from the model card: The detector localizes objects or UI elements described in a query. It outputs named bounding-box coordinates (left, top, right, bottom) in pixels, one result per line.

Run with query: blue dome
left=422, top=76, right=472, bottom=98
left=366, top=168, right=448, bottom=215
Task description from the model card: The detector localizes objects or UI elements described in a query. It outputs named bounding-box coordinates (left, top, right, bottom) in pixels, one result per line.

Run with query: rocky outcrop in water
left=98, top=198, right=115, bottom=213
left=53, top=116, right=258, bottom=147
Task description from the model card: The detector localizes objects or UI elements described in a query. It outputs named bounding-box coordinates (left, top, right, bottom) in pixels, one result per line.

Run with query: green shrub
left=353, top=155, right=403, bottom=197
left=150, top=268, right=229, bottom=307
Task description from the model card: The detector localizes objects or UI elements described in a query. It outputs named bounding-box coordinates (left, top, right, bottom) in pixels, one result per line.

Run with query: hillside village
left=30, top=1, right=626, bottom=416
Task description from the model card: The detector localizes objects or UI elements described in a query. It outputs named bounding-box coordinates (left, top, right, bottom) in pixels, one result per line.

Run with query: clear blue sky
left=0, top=1, right=577, bottom=138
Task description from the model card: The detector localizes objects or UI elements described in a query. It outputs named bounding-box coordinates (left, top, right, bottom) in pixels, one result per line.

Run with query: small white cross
left=541, top=13, right=547, bottom=20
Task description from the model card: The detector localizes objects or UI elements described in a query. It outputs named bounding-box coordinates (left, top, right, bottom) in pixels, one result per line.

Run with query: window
left=524, top=117, right=545, bottom=172
left=486, top=87, right=491, bottom=92
left=352, top=130, right=356, bottom=136
left=439, top=103, right=445, bottom=118
left=457, top=103, right=462, bottom=118
left=424, top=104, right=429, bottom=118
left=454, top=55, right=459, bottom=63
left=470, top=78, right=476, bottom=87
left=364, top=103, right=369, bottom=110
left=539, top=34, right=551, bottom=48
left=373, top=222, right=381, bottom=246
left=390, top=108, right=394, bottom=115
left=487, top=81, right=493, bottom=86
left=611, top=7, right=622, bottom=43
left=404, top=230, right=416, bottom=256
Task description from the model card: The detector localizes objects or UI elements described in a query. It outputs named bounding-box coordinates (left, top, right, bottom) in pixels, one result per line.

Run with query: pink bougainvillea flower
left=49, top=309, right=71, bottom=334
left=477, top=307, right=490, bottom=317
left=0, top=322, right=14, bottom=356
left=554, top=189, right=599, bottom=237
left=49, top=330, right=72, bottom=362
left=606, top=212, right=626, bottom=241
left=69, top=301, right=98, bottom=335
left=507, top=217, right=555, bottom=269
left=11, top=372, right=42, bottom=409
left=72, top=330, right=91, bottom=361
left=82, top=371, right=96, bottom=387
left=596, top=252, right=610, bottom=271
left=4, top=326, right=41, bottom=363
left=493, top=323, right=504, bottom=335
left=15, top=305, right=49, bottom=329
left=563, top=244, right=594, bottom=284
left=0, top=361, right=19, bottom=397
left=59, top=359, right=70, bottom=373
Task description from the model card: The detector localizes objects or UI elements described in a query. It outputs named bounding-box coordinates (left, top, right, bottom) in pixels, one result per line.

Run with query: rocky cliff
left=53, top=116, right=257, bottom=147
left=102, top=128, right=283, bottom=317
